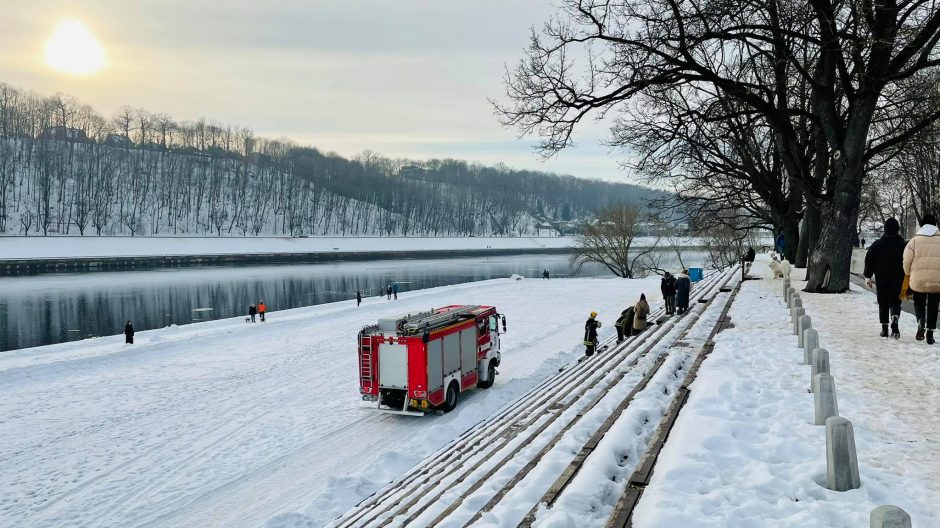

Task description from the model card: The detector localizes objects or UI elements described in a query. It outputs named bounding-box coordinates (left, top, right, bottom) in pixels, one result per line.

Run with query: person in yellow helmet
left=584, top=311, right=601, bottom=356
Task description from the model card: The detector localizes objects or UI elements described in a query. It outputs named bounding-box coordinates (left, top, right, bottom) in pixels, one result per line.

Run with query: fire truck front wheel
left=439, top=382, right=459, bottom=413
left=478, top=362, right=497, bottom=389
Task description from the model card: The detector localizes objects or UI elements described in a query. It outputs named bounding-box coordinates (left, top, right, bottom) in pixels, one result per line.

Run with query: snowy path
left=1, top=276, right=660, bottom=528
left=633, top=261, right=940, bottom=527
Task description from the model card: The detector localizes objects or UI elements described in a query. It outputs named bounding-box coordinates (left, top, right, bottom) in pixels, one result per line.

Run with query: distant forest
left=0, top=82, right=660, bottom=237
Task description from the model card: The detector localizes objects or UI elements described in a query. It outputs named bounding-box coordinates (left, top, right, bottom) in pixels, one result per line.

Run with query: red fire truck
left=358, top=305, right=506, bottom=416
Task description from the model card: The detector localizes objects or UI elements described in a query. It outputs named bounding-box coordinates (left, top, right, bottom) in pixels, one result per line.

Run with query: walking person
left=258, top=300, right=267, bottom=322
left=392, top=282, right=400, bottom=300
left=904, top=214, right=940, bottom=344
left=675, top=270, right=691, bottom=314
left=542, top=269, right=550, bottom=279
left=124, top=320, right=134, bottom=344
left=661, top=272, right=676, bottom=315
left=386, top=284, right=392, bottom=300
left=248, top=303, right=257, bottom=323
left=632, top=294, right=650, bottom=336
left=356, top=289, right=362, bottom=307
left=584, top=311, right=602, bottom=356
left=864, top=218, right=906, bottom=338
left=615, top=306, right=634, bottom=343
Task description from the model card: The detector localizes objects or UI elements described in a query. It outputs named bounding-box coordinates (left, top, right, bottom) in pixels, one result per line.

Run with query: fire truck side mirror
left=501, top=315, right=507, bottom=332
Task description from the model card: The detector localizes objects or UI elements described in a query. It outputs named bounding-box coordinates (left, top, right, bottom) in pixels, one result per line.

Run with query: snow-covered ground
left=0, top=236, right=579, bottom=260
left=633, top=259, right=940, bottom=527
left=0, top=275, right=660, bottom=528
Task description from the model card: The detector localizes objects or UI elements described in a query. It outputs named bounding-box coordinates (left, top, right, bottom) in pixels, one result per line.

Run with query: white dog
left=769, top=259, right=792, bottom=279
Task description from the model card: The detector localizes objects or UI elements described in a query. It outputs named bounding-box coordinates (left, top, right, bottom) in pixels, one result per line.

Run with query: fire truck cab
left=358, top=305, right=506, bottom=416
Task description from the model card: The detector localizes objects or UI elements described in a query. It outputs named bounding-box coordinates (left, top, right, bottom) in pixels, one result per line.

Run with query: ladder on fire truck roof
left=359, top=330, right=374, bottom=393
left=400, top=305, right=482, bottom=333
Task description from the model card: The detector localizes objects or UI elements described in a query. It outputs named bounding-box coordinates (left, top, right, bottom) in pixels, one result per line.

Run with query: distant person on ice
left=386, top=284, right=393, bottom=300
left=248, top=303, right=257, bottom=323
left=584, top=311, right=601, bottom=356
left=356, top=290, right=362, bottom=307
left=904, top=213, right=940, bottom=344
left=542, top=269, right=550, bottom=279
left=124, top=320, right=134, bottom=344
left=660, top=272, right=676, bottom=315
left=258, top=300, right=266, bottom=322
left=632, top=294, right=650, bottom=336
left=392, top=282, right=400, bottom=300
left=675, top=270, right=691, bottom=314
left=864, top=218, right=906, bottom=339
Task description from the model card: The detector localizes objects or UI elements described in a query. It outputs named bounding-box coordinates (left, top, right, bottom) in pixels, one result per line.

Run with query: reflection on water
left=0, top=252, right=703, bottom=352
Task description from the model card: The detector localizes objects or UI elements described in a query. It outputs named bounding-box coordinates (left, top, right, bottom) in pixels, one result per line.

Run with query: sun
left=44, top=19, right=106, bottom=76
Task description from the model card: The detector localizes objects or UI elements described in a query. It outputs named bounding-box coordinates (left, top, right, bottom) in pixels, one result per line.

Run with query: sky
left=0, top=0, right=636, bottom=183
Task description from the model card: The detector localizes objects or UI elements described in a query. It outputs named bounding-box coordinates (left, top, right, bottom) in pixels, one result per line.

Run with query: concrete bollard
left=792, top=307, right=805, bottom=334
left=826, top=416, right=860, bottom=491
left=811, top=347, right=830, bottom=392
left=786, top=286, right=796, bottom=304
left=814, top=373, right=839, bottom=425
left=783, top=279, right=790, bottom=299
left=870, top=505, right=912, bottom=528
left=789, top=294, right=802, bottom=310
left=803, top=329, right=819, bottom=364
left=798, top=315, right=812, bottom=347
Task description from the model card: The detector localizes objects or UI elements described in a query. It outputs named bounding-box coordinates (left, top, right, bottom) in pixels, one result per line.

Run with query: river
left=0, top=252, right=705, bottom=352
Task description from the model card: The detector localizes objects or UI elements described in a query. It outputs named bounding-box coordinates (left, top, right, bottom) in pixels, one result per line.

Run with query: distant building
left=39, top=126, right=90, bottom=143
left=104, top=134, right=135, bottom=148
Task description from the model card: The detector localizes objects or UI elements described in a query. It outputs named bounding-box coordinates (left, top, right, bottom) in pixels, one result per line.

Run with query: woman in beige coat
left=632, top=294, right=651, bottom=335
left=903, top=213, right=940, bottom=344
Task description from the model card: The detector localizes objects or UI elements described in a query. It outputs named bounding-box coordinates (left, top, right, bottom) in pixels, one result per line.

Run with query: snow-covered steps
left=328, top=267, right=741, bottom=527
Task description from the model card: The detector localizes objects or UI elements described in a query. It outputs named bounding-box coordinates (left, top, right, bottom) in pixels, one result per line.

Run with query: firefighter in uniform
left=584, top=311, right=602, bottom=356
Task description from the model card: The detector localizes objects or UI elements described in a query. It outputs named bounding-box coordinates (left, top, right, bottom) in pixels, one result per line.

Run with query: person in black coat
left=674, top=271, right=691, bottom=314
left=660, top=272, right=677, bottom=315
left=248, top=304, right=257, bottom=322
left=124, top=321, right=134, bottom=344
left=615, top=307, right=634, bottom=343
left=584, top=311, right=602, bottom=356
left=356, top=290, right=362, bottom=307
left=864, top=217, right=907, bottom=338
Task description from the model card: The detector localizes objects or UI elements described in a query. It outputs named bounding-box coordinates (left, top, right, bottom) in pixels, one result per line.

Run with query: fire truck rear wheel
left=440, top=382, right=459, bottom=413
left=478, top=362, right=496, bottom=389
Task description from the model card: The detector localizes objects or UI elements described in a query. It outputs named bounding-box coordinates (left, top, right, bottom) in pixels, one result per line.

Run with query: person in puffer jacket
left=864, top=218, right=906, bottom=339
left=903, top=213, right=940, bottom=344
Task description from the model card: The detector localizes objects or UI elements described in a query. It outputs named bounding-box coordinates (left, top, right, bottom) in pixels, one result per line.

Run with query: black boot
left=928, top=330, right=935, bottom=345
left=891, top=316, right=900, bottom=339
left=917, top=320, right=926, bottom=341
left=880, top=324, right=889, bottom=338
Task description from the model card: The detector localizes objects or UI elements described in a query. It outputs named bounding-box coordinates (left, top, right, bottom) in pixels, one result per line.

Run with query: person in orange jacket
left=258, top=300, right=267, bottom=322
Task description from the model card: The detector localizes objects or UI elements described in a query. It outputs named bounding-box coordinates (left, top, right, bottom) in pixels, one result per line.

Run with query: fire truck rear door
left=378, top=343, right=409, bottom=389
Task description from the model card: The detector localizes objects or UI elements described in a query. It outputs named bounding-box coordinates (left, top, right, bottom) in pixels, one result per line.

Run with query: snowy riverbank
left=0, top=235, right=581, bottom=260
left=0, top=275, right=660, bottom=528
left=633, top=261, right=940, bottom=527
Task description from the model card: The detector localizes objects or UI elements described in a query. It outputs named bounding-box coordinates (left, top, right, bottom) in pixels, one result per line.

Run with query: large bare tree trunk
left=796, top=203, right=820, bottom=268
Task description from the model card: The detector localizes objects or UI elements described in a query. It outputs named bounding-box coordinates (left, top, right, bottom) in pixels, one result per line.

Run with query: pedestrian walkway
left=631, top=258, right=939, bottom=527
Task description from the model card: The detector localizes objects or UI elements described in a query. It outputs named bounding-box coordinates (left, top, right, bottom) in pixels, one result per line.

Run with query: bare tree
left=571, top=203, right=661, bottom=278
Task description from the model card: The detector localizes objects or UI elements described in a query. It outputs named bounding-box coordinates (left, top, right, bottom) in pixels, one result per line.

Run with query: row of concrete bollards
left=783, top=279, right=912, bottom=528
